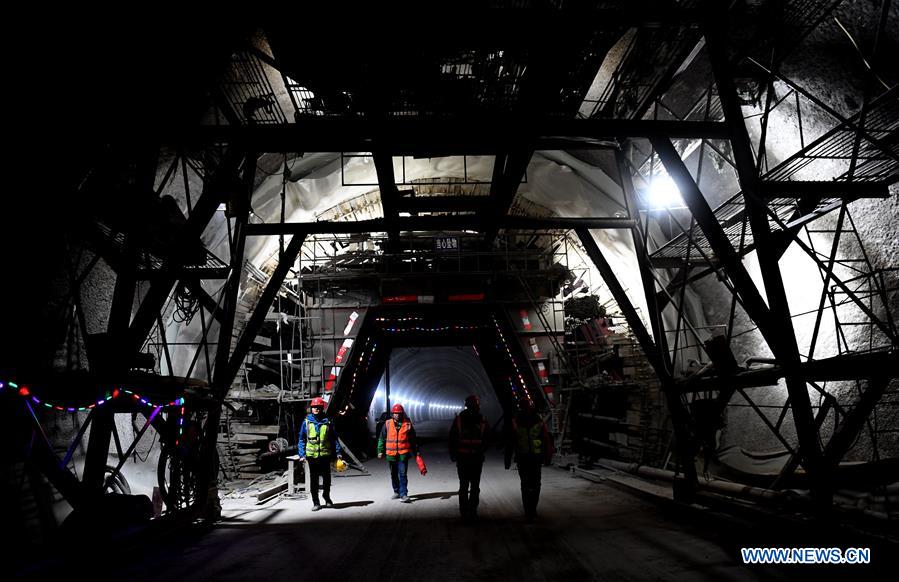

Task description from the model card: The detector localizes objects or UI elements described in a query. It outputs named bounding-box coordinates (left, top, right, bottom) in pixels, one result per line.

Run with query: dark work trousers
left=516, top=455, right=543, bottom=519
left=307, top=457, right=332, bottom=505
left=456, top=456, right=484, bottom=517
left=389, top=458, right=409, bottom=497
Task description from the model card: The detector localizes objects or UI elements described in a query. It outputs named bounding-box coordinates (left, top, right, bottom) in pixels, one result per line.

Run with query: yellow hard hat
left=334, top=458, right=348, bottom=472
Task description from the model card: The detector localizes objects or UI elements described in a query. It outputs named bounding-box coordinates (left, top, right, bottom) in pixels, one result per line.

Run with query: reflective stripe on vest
left=514, top=420, right=543, bottom=455
left=455, top=415, right=486, bottom=455
left=305, top=419, right=330, bottom=458
left=386, top=420, right=412, bottom=456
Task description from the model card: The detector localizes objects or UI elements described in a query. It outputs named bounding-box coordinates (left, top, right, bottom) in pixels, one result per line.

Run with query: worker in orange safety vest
left=377, top=403, right=418, bottom=503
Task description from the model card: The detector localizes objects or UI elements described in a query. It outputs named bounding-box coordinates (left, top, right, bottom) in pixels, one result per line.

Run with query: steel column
left=575, top=228, right=698, bottom=495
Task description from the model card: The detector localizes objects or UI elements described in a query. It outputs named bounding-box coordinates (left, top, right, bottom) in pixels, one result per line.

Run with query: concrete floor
left=66, top=446, right=889, bottom=582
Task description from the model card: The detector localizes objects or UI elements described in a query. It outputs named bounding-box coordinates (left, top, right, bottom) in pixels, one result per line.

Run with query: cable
left=832, top=16, right=890, bottom=91
left=172, top=281, right=201, bottom=324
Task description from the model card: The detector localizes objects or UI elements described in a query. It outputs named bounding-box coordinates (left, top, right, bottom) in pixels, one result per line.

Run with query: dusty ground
left=53, top=448, right=889, bottom=582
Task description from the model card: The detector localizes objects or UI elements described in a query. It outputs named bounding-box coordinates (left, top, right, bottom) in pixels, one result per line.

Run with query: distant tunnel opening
left=366, top=346, right=501, bottom=439
left=330, top=304, right=550, bottom=455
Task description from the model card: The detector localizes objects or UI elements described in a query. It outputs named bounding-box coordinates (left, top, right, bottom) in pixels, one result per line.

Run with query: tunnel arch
left=329, top=303, right=550, bottom=453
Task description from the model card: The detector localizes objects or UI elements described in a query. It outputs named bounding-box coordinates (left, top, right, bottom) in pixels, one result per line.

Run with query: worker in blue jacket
left=298, top=397, right=343, bottom=511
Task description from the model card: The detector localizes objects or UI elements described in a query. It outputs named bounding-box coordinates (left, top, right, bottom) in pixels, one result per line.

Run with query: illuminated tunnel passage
left=367, top=346, right=502, bottom=438
left=331, top=304, right=549, bottom=454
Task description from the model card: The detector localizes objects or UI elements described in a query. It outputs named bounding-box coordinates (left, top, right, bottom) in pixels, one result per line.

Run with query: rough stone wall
left=692, top=2, right=899, bottom=461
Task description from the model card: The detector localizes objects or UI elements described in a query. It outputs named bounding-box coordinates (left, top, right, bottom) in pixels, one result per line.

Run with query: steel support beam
left=484, top=150, right=534, bottom=244
left=196, top=150, right=254, bottom=516
left=575, top=228, right=698, bottom=496
left=127, top=148, right=242, bottom=355
left=681, top=350, right=898, bottom=392
left=181, top=119, right=731, bottom=154
left=21, top=400, right=88, bottom=508
left=650, top=138, right=776, bottom=335
left=225, top=233, right=307, bottom=384
left=758, top=181, right=890, bottom=199
left=373, top=152, right=401, bottom=247
left=395, top=196, right=490, bottom=213
left=823, top=377, right=890, bottom=469
left=705, top=8, right=827, bottom=501
left=615, top=149, right=671, bottom=372
left=246, top=215, right=634, bottom=236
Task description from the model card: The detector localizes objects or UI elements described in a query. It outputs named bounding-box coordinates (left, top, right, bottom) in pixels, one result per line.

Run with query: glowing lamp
left=648, top=175, right=684, bottom=209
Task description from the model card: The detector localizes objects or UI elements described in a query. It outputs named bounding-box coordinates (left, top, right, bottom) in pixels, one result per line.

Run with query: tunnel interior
left=366, top=346, right=501, bottom=439
left=330, top=304, right=550, bottom=454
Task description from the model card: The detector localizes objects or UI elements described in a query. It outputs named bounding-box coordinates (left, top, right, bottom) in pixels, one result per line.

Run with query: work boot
left=324, top=495, right=334, bottom=508
left=311, top=504, right=322, bottom=512
left=391, top=493, right=400, bottom=500
left=401, top=495, right=411, bottom=503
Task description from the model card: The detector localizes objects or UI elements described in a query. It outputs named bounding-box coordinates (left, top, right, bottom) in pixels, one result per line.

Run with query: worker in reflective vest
left=299, top=397, right=343, bottom=512
left=505, top=396, right=554, bottom=522
left=449, top=394, right=491, bottom=521
left=377, top=403, right=418, bottom=503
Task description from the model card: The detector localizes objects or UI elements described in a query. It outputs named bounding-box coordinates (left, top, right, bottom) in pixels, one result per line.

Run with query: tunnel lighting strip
left=492, top=315, right=528, bottom=401
left=383, top=324, right=482, bottom=333
left=372, top=388, right=463, bottom=422
left=347, top=338, right=377, bottom=401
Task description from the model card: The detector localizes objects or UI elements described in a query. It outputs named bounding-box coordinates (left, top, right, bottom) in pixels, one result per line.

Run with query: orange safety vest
left=385, top=419, right=413, bottom=456
left=454, top=415, right=487, bottom=456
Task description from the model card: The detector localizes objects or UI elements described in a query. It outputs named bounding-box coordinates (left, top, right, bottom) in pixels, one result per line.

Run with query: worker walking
left=505, top=397, right=554, bottom=523
left=298, top=397, right=343, bottom=512
left=449, top=394, right=491, bottom=521
left=377, top=403, right=418, bottom=503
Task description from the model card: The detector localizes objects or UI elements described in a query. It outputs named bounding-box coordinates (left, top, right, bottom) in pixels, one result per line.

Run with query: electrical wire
left=832, top=16, right=890, bottom=91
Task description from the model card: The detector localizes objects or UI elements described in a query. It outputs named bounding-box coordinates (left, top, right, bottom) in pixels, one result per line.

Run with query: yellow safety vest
left=514, top=421, right=544, bottom=455
left=305, top=420, right=331, bottom=459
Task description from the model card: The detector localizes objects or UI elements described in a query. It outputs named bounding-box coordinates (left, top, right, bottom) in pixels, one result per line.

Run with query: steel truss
left=612, top=1, right=898, bottom=504
left=43, top=1, right=898, bottom=518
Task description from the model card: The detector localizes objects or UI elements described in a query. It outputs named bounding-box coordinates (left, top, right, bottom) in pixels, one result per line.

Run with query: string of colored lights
left=382, top=324, right=482, bottom=333
left=1, top=378, right=187, bottom=445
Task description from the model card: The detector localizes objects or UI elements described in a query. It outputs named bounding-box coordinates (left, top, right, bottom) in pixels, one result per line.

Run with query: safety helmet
left=464, top=394, right=480, bottom=409
left=334, top=458, right=348, bottom=472
left=311, top=397, right=327, bottom=408
left=391, top=403, right=405, bottom=414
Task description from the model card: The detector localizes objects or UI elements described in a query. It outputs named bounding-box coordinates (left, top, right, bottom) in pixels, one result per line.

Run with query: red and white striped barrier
left=334, top=338, right=353, bottom=364
left=324, top=366, right=339, bottom=392
left=529, top=337, right=542, bottom=358
left=343, top=311, right=359, bottom=336
left=536, top=361, right=548, bottom=383
left=519, top=309, right=532, bottom=331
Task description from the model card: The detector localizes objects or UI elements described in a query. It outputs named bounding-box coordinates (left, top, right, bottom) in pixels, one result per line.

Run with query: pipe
left=593, top=457, right=790, bottom=503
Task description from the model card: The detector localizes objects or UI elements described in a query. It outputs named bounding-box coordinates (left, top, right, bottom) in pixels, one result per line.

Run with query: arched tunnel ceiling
left=367, top=346, right=500, bottom=438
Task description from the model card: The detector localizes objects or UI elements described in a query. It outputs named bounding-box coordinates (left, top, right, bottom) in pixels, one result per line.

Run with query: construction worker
left=377, top=403, right=418, bottom=503
left=298, top=397, right=343, bottom=512
left=505, top=396, right=554, bottom=523
left=449, top=394, right=491, bottom=521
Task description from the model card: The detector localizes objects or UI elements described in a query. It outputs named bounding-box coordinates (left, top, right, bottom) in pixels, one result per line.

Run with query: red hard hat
left=465, top=394, right=480, bottom=408
left=311, top=397, right=327, bottom=408
left=391, top=403, right=405, bottom=414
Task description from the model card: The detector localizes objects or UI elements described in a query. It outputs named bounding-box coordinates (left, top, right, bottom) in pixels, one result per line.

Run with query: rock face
left=687, top=3, right=899, bottom=460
